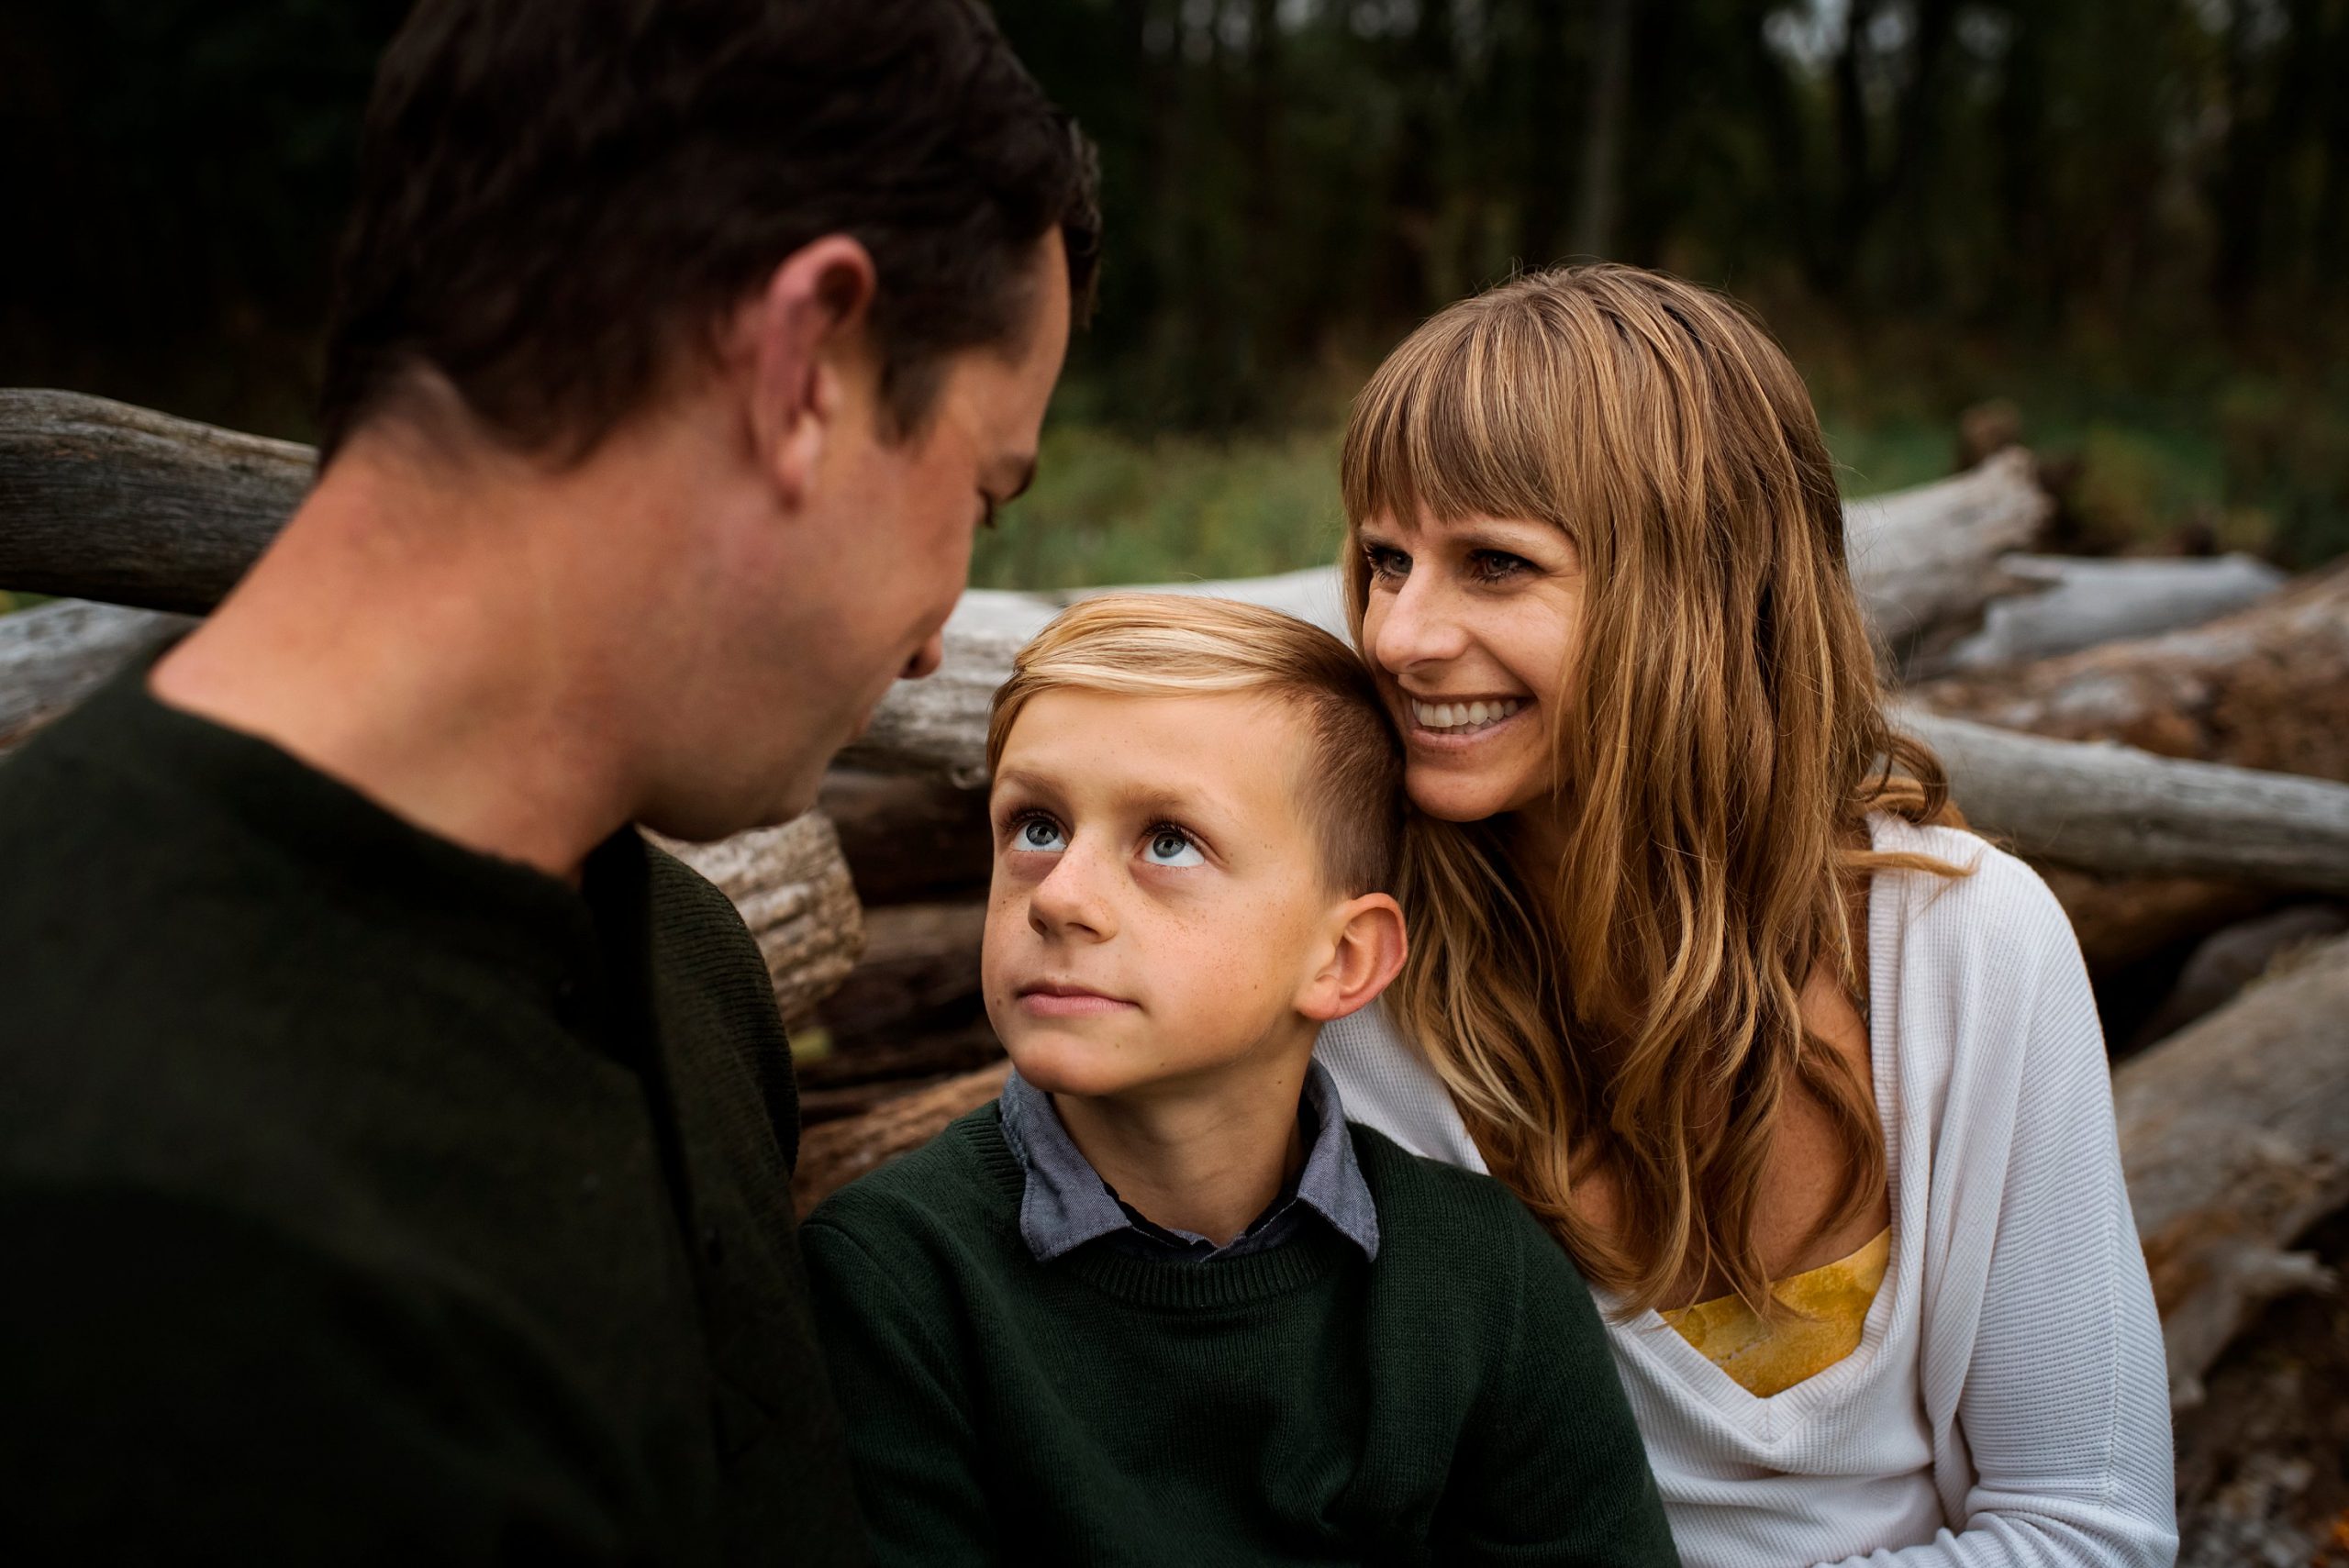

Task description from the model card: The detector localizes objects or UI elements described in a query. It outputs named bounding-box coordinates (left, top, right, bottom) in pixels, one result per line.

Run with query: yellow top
left=1658, top=1228, right=1891, bottom=1397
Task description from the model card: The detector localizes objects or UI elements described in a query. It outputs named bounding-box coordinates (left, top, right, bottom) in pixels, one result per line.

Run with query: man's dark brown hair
left=319, top=0, right=1100, bottom=462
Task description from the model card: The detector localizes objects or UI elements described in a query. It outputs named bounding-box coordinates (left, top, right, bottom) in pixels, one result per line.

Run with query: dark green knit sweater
left=803, top=1105, right=1675, bottom=1567
left=0, top=659, right=866, bottom=1565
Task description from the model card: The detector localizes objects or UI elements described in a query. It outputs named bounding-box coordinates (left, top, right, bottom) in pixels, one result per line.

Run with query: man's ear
left=738, top=235, right=880, bottom=509
left=1296, top=893, right=1408, bottom=1024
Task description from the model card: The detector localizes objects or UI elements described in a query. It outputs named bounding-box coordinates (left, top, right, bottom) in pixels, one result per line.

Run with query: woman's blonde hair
left=1341, top=264, right=1961, bottom=1315
left=989, top=593, right=1405, bottom=895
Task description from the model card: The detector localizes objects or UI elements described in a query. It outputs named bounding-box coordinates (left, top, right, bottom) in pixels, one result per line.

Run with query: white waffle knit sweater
left=1317, top=817, right=2177, bottom=1568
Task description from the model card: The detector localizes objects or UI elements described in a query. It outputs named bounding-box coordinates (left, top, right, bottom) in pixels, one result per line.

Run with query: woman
left=1316, top=266, right=2176, bottom=1568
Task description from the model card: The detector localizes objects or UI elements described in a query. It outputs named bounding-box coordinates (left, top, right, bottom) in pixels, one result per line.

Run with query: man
left=0, top=0, right=1096, bottom=1560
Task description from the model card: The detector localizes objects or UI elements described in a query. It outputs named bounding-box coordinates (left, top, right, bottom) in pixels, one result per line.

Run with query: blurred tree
left=6, top=0, right=2349, bottom=440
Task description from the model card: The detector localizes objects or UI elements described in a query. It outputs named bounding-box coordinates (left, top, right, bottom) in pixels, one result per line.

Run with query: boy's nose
left=1027, top=847, right=1119, bottom=943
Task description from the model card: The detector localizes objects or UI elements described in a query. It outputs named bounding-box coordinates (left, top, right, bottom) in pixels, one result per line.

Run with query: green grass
left=970, top=423, right=1349, bottom=591
left=973, top=358, right=2349, bottom=594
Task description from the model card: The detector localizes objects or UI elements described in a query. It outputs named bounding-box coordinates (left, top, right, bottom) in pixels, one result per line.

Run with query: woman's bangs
left=1343, top=309, right=1565, bottom=532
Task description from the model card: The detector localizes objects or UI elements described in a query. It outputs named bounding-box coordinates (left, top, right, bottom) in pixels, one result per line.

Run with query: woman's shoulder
left=1318, top=1005, right=1492, bottom=1172
left=1866, top=813, right=2076, bottom=960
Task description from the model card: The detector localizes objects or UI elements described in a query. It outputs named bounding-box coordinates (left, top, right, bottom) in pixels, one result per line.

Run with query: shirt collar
left=997, top=1060, right=1380, bottom=1264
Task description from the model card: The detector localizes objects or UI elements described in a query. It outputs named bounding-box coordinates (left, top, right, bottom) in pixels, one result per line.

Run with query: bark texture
left=1915, top=562, right=2349, bottom=780
left=1933, top=551, right=2286, bottom=673
left=793, top=1060, right=1009, bottom=1215
left=651, top=816, right=864, bottom=1031
left=2114, top=932, right=2349, bottom=1407
left=0, top=389, right=306, bottom=613
left=0, top=597, right=193, bottom=751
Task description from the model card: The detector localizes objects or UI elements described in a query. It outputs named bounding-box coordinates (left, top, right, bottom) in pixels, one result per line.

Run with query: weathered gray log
left=2036, top=867, right=2275, bottom=978
left=1933, top=552, right=2287, bottom=673
left=2116, top=932, right=2349, bottom=1407
left=0, top=390, right=308, bottom=614
left=648, top=816, right=864, bottom=1030
left=1897, top=706, right=2349, bottom=895
left=0, top=597, right=194, bottom=751
left=816, top=899, right=987, bottom=1044
left=2130, top=903, right=2348, bottom=1050
left=1055, top=563, right=1353, bottom=633
left=1843, top=448, right=2052, bottom=672
left=817, top=768, right=992, bottom=906
left=794, top=1059, right=1009, bottom=1214
left=1915, top=562, right=2349, bottom=782
left=1, top=386, right=2047, bottom=717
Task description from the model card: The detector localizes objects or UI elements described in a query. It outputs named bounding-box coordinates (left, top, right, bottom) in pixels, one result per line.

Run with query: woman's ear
left=1296, top=893, right=1408, bottom=1024
left=735, top=235, right=879, bottom=509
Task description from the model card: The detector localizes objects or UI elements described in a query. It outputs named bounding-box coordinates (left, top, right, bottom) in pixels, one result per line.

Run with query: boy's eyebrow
left=991, top=767, right=1243, bottom=838
left=990, top=766, right=1062, bottom=805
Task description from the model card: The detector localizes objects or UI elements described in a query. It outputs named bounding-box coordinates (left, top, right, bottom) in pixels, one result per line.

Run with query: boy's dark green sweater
left=803, top=1104, right=1676, bottom=1568
left=0, top=661, right=866, bottom=1564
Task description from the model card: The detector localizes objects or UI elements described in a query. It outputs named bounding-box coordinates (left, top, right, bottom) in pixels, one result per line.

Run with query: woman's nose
left=1026, top=843, right=1119, bottom=943
left=1369, top=570, right=1471, bottom=674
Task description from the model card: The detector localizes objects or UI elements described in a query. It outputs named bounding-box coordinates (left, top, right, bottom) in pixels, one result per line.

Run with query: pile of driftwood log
left=6, top=389, right=2347, bottom=1555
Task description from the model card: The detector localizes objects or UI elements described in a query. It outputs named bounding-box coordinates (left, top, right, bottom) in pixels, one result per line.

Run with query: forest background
left=7, top=0, right=2349, bottom=602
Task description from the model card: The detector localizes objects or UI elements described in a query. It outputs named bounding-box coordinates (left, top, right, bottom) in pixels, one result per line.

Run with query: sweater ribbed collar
left=997, top=1061, right=1380, bottom=1264
left=962, top=1107, right=1363, bottom=1309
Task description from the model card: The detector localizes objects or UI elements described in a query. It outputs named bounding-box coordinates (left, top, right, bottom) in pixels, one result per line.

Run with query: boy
left=802, top=595, right=1675, bottom=1566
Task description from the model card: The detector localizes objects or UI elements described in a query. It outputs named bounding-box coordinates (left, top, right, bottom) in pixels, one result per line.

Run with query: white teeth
left=1410, top=698, right=1523, bottom=733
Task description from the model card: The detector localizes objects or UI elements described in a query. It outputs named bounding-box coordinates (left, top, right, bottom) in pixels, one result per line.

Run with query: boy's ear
left=1295, top=893, right=1408, bottom=1025
left=737, top=235, right=879, bottom=511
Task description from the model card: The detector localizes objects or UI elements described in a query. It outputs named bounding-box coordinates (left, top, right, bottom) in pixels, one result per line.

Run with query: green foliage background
left=8, top=0, right=2349, bottom=591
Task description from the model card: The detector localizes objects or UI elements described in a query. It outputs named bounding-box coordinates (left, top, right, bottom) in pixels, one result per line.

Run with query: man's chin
left=639, top=769, right=823, bottom=846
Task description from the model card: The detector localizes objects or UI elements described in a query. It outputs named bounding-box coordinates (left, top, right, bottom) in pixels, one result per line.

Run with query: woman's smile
left=1403, top=694, right=1531, bottom=749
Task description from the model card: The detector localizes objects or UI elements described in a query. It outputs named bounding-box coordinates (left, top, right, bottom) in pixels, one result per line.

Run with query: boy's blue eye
left=1016, top=817, right=1067, bottom=852
left=1142, top=828, right=1204, bottom=868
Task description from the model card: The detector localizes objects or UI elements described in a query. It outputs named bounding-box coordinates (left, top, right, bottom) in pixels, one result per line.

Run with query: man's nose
left=1027, top=842, right=1118, bottom=943
left=1371, top=571, right=1471, bottom=673
left=899, top=630, right=945, bottom=681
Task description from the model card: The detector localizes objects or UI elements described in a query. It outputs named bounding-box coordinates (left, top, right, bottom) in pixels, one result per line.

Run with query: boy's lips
left=1015, top=981, right=1137, bottom=1018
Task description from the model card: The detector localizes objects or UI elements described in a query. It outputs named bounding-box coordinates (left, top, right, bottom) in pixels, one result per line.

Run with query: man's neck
left=149, top=427, right=652, bottom=884
left=1051, top=1037, right=1316, bottom=1247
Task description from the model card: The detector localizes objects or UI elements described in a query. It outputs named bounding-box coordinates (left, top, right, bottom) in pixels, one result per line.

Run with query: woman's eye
left=1013, top=817, right=1067, bottom=852
left=1469, top=550, right=1532, bottom=581
left=1142, top=828, right=1204, bottom=868
left=1363, top=544, right=1408, bottom=581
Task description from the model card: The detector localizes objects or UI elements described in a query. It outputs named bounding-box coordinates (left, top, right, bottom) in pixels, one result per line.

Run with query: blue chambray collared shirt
left=996, top=1059, right=1381, bottom=1264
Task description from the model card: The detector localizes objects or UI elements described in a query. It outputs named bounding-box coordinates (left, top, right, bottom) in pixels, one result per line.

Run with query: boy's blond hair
left=987, top=594, right=1403, bottom=895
